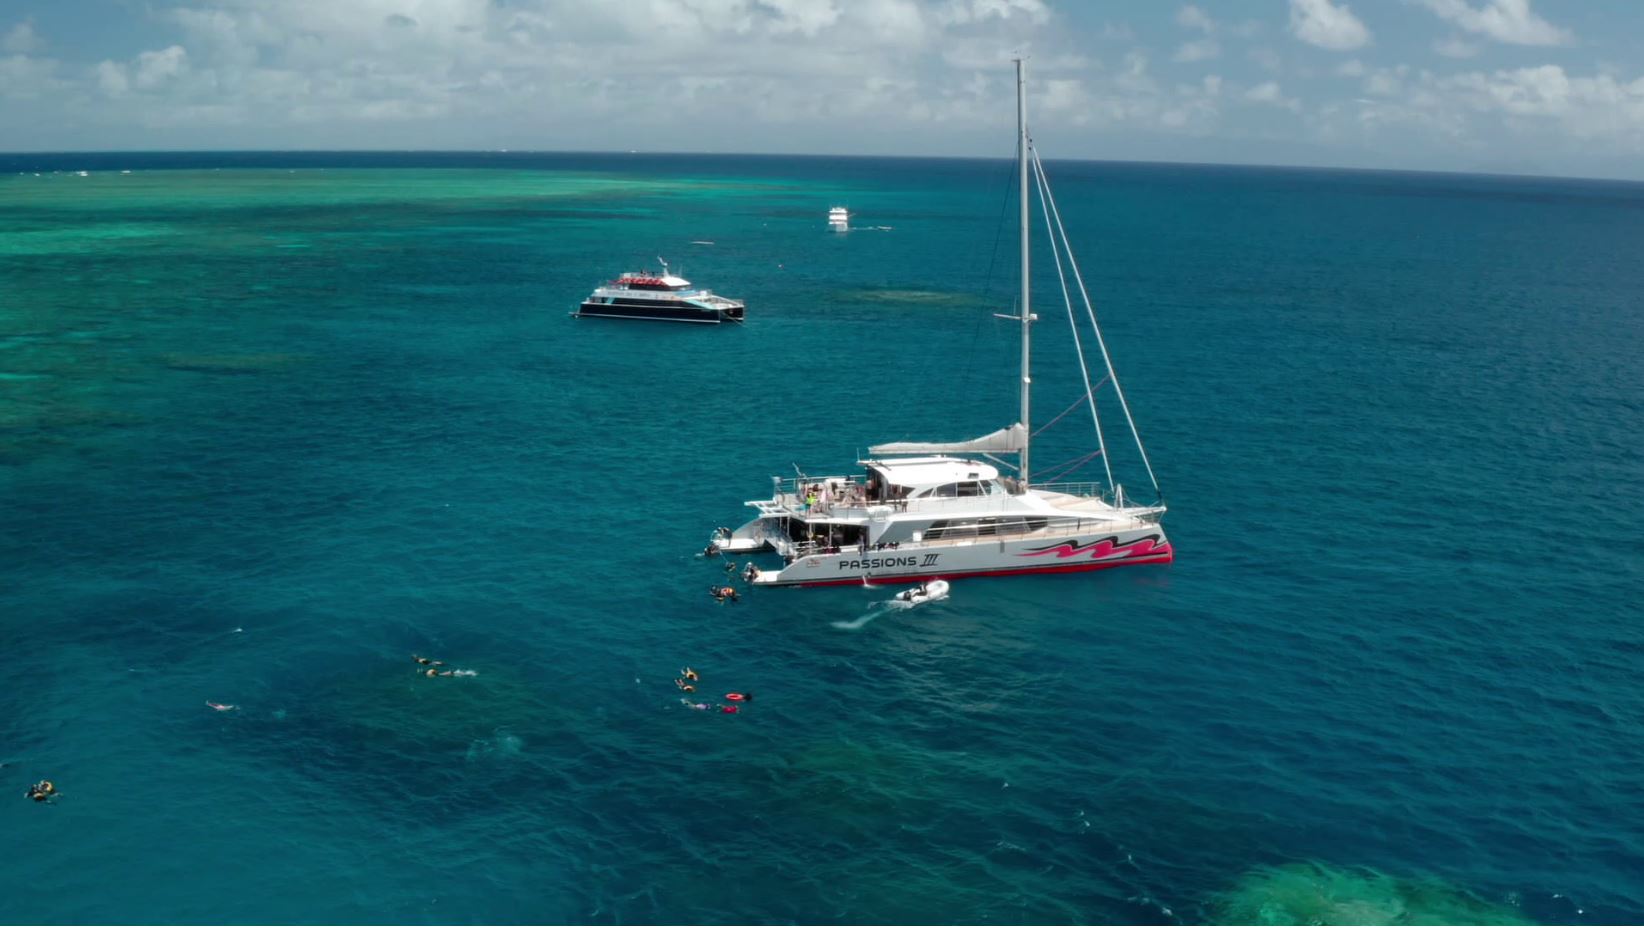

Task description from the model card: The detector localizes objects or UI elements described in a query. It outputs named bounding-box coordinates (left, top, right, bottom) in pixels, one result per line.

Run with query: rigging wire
left=1033, top=147, right=1163, bottom=500
left=1040, top=449, right=1106, bottom=484
left=1030, top=143, right=1116, bottom=492
left=1034, top=376, right=1110, bottom=439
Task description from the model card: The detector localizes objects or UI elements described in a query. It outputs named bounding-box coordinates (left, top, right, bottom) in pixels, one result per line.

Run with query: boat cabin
left=860, top=456, right=1009, bottom=502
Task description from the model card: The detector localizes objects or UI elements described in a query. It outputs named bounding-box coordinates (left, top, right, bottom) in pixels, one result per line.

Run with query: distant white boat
left=828, top=206, right=849, bottom=230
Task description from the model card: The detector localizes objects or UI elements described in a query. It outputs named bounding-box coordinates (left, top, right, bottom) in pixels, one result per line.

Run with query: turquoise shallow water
left=1, top=151, right=1642, bottom=924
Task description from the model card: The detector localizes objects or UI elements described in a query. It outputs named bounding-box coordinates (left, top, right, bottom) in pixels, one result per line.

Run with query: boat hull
left=749, top=527, right=1172, bottom=587
left=573, top=301, right=743, bottom=324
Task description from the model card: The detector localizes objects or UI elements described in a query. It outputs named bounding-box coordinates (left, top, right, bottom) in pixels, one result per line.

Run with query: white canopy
left=866, top=458, right=1000, bottom=487
left=868, top=423, right=1026, bottom=456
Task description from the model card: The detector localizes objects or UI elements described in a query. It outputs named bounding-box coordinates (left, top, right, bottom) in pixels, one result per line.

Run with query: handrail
left=765, top=477, right=1161, bottom=521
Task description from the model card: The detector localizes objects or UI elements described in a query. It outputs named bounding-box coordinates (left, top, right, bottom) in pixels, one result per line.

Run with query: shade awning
left=868, top=423, right=1026, bottom=456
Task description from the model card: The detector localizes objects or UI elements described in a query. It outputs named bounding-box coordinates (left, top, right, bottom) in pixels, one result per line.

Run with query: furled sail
left=869, top=423, right=1026, bottom=456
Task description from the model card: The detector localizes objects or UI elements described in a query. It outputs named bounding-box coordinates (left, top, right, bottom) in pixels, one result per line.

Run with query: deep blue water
left=2, top=151, right=1642, bottom=924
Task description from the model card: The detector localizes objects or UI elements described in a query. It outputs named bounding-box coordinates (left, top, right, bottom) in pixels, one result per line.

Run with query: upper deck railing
left=763, top=475, right=1160, bottom=520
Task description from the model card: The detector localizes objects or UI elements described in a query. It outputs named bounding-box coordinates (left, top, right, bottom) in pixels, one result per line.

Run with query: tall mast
left=1016, top=57, right=1032, bottom=488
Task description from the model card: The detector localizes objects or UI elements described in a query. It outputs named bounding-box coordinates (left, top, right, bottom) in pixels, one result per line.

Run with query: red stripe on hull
left=778, top=551, right=1174, bottom=588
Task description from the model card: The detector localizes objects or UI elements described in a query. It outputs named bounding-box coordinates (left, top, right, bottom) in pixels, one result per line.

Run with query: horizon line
left=3, top=148, right=1642, bottom=187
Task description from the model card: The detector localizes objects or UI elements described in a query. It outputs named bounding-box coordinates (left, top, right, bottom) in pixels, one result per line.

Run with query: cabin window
left=924, top=516, right=1052, bottom=540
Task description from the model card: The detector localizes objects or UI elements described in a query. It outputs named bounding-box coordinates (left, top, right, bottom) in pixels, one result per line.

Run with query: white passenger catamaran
left=714, top=61, right=1172, bottom=587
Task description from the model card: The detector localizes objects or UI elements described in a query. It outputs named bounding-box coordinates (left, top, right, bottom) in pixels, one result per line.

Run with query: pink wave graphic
left=1019, top=535, right=1172, bottom=561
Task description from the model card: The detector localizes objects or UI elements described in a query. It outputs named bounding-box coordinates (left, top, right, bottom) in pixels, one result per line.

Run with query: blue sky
left=3, top=1, right=1642, bottom=179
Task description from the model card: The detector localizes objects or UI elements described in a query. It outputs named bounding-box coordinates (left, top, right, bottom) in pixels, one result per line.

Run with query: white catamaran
left=714, top=61, right=1172, bottom=587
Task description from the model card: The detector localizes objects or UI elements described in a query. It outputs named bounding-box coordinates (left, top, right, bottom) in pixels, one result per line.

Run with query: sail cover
left=869, top=423, right=1026, bottom=456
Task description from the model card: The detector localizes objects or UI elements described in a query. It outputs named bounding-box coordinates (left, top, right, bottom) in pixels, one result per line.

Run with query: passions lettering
left=837, top=556, right=921, bottom=571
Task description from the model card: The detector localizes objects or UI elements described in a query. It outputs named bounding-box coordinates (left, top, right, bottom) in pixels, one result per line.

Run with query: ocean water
left=1, top=151, right=1641, bottom=925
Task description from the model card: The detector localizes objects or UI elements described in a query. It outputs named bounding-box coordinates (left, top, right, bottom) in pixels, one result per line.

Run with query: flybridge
left=613, top=272, right=691, bottom=290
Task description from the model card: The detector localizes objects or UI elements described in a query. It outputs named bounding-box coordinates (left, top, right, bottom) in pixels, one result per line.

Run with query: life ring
left=725, top=693, right=749, bottom=702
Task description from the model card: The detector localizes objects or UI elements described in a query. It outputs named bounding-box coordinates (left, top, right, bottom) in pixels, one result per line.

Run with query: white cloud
left=1288, top=0, right=1371, bottom=51
left=3, top=20, right=42, bottom=53
left=1414, top=0, right=1572, bottom=47
left=1173, top=38, right=1219, bottom=63
left=1433, top=37, right=1479, bottom=58
left=94, top=44, right=190, bottom=98
left=1442, top=65, right=1644, bottom=132
left=757, top=0, right=843, bottom=35
left=0, top=50, right=63, bottom=101
left=1244, top=79, right=1300, bottom=111
left=1314, top=61, right=1644, bottom=159
left=134, top=45, right=188, bottom=89
left=935, top=0, right=1049, bottom=27
left=8, top=0, right=1173, bottom=151
left=12, top=0, right=1643, bottom=176
left=95, top=59, right=130, bottom=96
left=1171, top=3, right=1220, bottom=60
left=1175, top=5, right=1214, bottom=33
left=1042, top=50, right=1223, bottom=135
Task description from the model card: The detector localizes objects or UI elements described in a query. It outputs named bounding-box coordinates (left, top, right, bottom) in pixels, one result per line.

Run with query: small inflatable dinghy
left=893, top=579, right=950, bottom=606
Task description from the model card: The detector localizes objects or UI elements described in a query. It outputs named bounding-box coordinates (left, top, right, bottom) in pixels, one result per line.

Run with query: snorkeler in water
left=675, top=678, right=696, bottom=692
left=710, top=585, right=740, bottom=604
left=681, top=667, right=699, bottom=682
left=413, top=655, right=444, bottom=667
